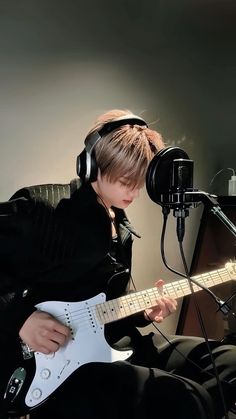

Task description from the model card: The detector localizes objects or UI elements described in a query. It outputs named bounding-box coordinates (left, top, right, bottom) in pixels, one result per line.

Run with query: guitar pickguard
left=25, top=293, right=133, bottom=408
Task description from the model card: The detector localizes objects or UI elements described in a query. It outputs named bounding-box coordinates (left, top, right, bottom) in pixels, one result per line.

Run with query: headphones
left=76, top=115, right=147, bottom=182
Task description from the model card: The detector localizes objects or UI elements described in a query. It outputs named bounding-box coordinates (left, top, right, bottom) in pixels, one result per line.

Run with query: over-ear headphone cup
left=76, top=149, right=87, bottom=180
left=76, top=149, right=98, bottom=182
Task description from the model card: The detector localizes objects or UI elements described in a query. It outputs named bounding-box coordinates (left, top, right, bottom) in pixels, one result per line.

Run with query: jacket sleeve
left=0, top=198, right=38, bottom=340
left=0, top=198, right=36, bottom=292
left=0, top=291, right=36, bottom=342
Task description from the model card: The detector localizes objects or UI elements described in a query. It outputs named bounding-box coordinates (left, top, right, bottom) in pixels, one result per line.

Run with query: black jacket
left=0, top=181, right=147, bottom=343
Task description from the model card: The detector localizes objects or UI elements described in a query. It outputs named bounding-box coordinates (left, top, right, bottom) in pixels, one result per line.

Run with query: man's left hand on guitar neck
left=144, top=279, right=177, bottom=323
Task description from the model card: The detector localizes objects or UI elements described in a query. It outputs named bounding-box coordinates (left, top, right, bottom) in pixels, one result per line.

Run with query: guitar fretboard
left=95, top=263, right=235, bottom=325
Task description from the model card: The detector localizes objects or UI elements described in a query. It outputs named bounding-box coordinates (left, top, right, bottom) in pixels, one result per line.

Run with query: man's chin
left=116, top=200, right=132, bottom=209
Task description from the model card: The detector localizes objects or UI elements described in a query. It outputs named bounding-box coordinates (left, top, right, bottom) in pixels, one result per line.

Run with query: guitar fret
left=176, top=280, right=190, bottom=297
left=174, top=282, right=182, bottom=297
left=107, top=300, right=119, bottom=321
left=170, top=282, right=179, bottom=298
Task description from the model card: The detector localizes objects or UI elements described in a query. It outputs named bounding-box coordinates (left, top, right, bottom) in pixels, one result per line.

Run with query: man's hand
left=19, top=310, right=71, bottom=354
left=144, top=279, right=177, bottom=323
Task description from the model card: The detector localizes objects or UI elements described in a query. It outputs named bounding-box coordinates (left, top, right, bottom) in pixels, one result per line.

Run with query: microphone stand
left=185, top=190, right=236, bottom=238
left=170, top=190, right=236, bottom=315
left=190, top=191, right=236, bottom=315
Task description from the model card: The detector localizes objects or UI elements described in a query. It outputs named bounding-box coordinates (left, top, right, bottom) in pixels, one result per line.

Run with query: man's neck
left=91, top=181, right=111, bottom=209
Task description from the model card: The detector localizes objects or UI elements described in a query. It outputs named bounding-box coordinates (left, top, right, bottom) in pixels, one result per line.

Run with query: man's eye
left=119, top=180, right=129, bottom=187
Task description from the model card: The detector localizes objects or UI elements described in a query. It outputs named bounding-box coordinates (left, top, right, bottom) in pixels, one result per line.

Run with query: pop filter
left=146, top=146, right=194, bottom=208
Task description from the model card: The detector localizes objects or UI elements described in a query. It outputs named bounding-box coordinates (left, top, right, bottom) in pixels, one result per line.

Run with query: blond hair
left=88, top=109, right=165, bottom=187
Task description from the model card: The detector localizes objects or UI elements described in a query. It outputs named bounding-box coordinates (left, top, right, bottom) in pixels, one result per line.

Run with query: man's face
left=94, top=174, right=142, bottom=209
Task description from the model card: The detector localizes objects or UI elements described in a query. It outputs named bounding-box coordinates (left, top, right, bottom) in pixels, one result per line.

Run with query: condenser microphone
left=146, top=146, right=198, bottom=210
left=146, top=146, right=201, bottom=242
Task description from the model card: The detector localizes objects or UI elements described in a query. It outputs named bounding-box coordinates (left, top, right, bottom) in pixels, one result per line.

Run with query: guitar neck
left=95, top=264, right=234, bottom=325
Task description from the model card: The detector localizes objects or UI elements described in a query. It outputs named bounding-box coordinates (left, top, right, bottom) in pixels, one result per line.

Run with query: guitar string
left=50, top=266, right=233, bottom=335
left=52, top=268, right=232, bottom=321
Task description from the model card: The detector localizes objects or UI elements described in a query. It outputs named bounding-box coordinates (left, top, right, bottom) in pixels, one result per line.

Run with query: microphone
left=146, top=147, right=201, bottom=242
left=146, top=146, right=199, bottom=211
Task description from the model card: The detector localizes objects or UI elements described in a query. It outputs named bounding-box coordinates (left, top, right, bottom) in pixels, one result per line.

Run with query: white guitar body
left=25, top=293, right=133, bottom=408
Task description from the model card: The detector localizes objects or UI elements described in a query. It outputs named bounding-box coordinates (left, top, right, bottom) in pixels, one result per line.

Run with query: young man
left=0, top=109, right=236, bottom=419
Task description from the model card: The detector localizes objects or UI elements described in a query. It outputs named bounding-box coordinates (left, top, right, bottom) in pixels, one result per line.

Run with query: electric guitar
left=3, top=261, right=236, bottom=415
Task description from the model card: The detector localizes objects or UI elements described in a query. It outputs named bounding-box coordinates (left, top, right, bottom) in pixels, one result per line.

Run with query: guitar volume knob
left=32, top=388, right=42, bottom=400
left=40, top=368, right=51, bottom=379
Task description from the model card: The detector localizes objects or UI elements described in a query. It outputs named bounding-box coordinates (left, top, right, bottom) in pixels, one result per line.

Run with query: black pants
left=28, top=333, right=236, bottom=419
left=151, top=334, right=236, bottom=418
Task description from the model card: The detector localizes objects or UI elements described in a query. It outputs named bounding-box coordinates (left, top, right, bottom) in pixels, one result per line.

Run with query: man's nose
left=129, top=188, right=140, bottom=199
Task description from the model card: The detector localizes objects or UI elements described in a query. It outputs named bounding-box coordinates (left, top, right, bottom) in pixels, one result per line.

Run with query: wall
left=0, top=0, right=235, bottom=334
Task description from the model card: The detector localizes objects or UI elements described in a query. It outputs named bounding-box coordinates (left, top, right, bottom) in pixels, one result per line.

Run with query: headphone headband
left=99, top=115, right=147, bottom=136
left=84, top=115, right=147, bottom=153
